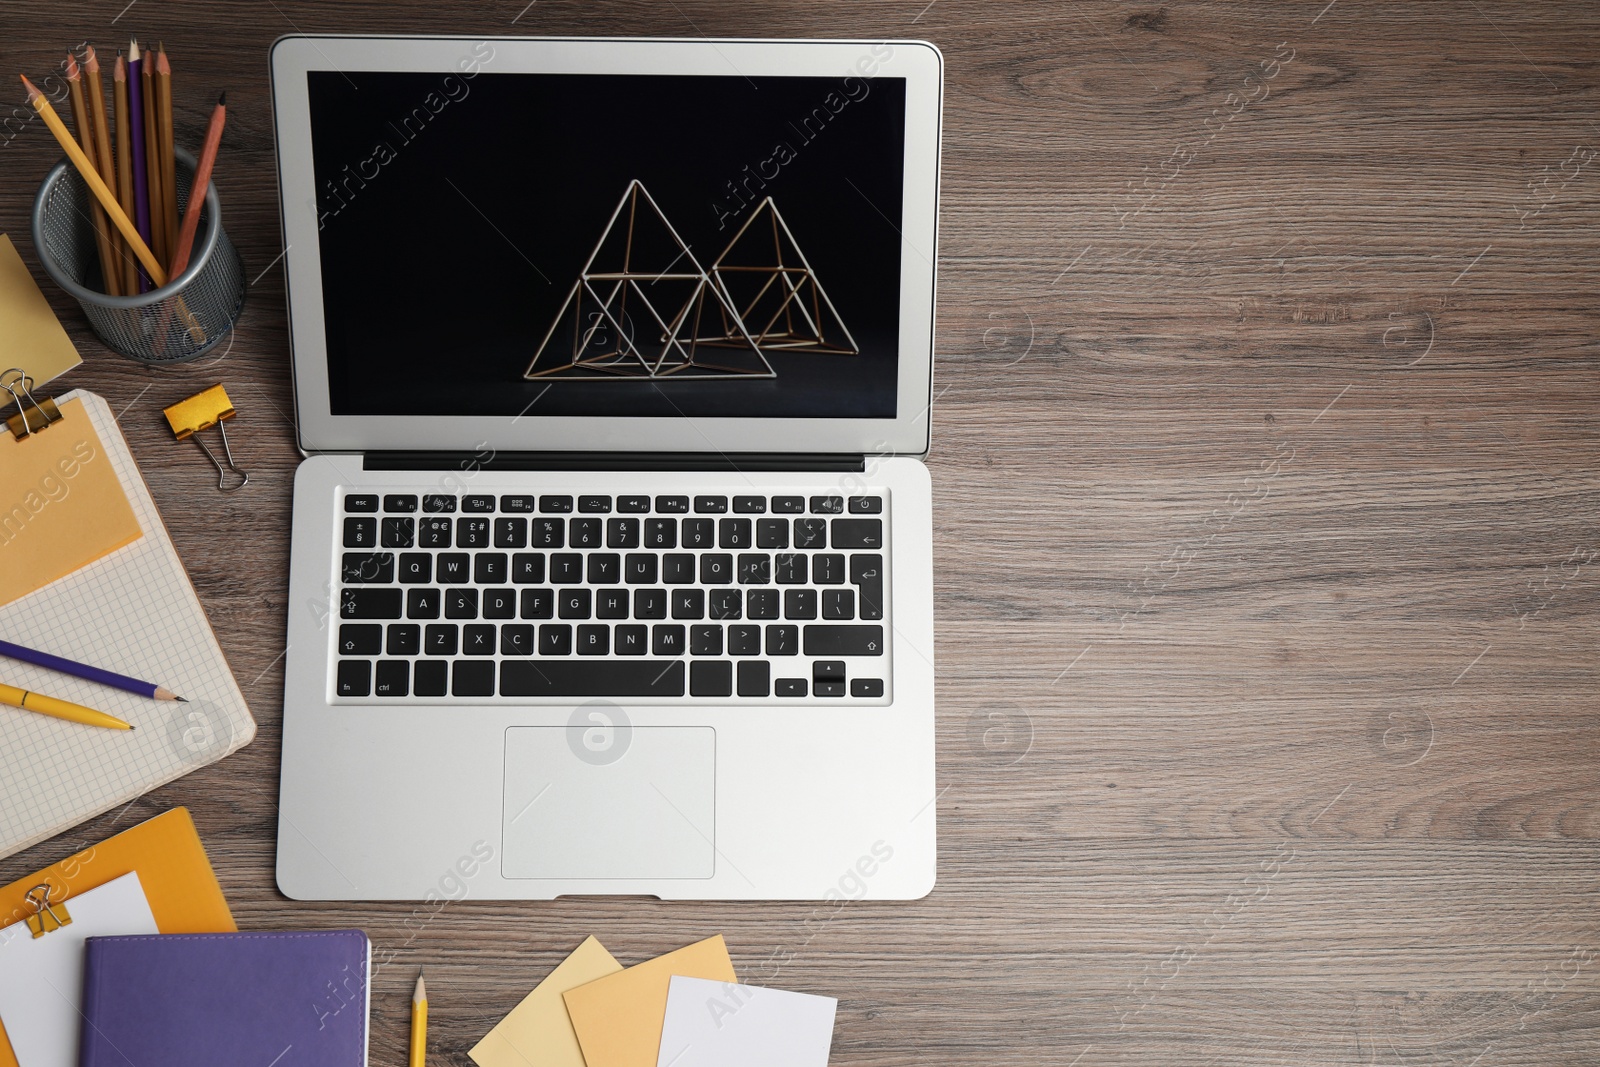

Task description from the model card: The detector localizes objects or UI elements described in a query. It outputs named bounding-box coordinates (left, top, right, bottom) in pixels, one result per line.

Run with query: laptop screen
left=306, top=70, right=907, bottom=421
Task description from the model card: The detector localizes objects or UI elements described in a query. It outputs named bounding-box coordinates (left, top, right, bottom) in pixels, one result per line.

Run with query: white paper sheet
left=0, top=872, right=158, bottom=1067
left=656, top=975, right=837, bottom=1067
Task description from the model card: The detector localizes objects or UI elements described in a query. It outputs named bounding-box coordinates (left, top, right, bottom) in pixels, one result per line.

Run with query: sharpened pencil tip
left=177, top=696, right=189, bottom=703
left=413, top=972, right=426, bottom=1003
left=218, top=91, right=226, bottom=106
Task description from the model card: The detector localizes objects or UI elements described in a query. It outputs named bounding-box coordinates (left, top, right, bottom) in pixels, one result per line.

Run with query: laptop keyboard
left=333, top=490, right=890, bottom=702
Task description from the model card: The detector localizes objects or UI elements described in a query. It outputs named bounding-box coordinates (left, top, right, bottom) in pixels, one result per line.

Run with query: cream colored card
left=564, top=936, right=738, bottom=1067
left=0, top=397, right=142, bottom=607
left=0, top=234, right=80, bottom=388
left=469, top=936, right=622, bottom=1067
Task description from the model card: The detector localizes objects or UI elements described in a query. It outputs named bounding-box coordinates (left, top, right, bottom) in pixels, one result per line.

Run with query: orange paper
left=0, top=807, right=235, bottom=1067
left=563, top=935, right=738, bottom=1067
left=0, top=397, right=141, bottom=606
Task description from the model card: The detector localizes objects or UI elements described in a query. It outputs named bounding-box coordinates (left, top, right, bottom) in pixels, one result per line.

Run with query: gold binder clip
left=2, top=368, right=63, bottom=441
left=23, top=883, right=72, bottom=939
left=163, top=384, right=249, bottom=492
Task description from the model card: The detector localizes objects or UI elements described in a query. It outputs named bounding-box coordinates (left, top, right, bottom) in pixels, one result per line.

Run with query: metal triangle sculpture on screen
left=524, top=180, right=774, bottom=380
left=698, top=197, right=859, bottom=357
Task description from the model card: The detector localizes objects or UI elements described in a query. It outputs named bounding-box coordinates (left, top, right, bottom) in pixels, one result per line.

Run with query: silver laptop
left=269, top=36, right=941, bottom=900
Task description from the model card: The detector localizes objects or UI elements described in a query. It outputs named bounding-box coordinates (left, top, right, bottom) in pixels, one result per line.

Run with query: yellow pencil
left=410, top=972, right=427, bottom=1067
left=0, top=681, right=133, bottom=731
left=20, top=74, right=167, bottom=287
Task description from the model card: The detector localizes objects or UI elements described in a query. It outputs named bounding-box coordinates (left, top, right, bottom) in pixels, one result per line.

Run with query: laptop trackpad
left=502, top=724, right=715, bottom=879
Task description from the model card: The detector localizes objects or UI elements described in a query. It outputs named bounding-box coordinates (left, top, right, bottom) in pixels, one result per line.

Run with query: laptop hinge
left=362, top=451, right=867, bottom=473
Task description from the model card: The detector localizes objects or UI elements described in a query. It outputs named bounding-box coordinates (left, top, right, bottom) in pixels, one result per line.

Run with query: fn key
left=336, top=660, right=370, bottom=696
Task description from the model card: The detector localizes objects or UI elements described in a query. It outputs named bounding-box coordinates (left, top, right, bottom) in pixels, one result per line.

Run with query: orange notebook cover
left=0, top=807, right=233, bottom=1067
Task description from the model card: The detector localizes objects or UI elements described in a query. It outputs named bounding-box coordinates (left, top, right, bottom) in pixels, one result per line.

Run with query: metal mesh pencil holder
left=32, top=146, right=245, bottom=364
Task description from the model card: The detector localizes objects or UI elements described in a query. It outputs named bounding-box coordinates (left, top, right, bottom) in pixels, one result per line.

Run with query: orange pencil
left=64, top=55, right=119, bottom=295
left=22, top=73, right=166, bottom=287
left=82, top=47, right=126, bottom=295
left=139, top=41, right=165, bottom=266
left=155, top=46, right=178, bottom=265
left=111, top=56, right=140, bottom=293
left=168, top=92, right=224, bottom=279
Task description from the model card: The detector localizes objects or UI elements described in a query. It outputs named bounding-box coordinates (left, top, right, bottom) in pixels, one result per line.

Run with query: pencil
left=64, top=55, right=120, bottom=296
left=126, top=39, right=152, bottom=291
left=155, top=45, right=177, bottom=268
left=112, top=56, right=141, bottom=293
left=0, top=639, right=185, bottom=701
left=0, top=681, right=133, bottom=731
left=139, top=40, right=166, bottom=268
left=409, top=973, right=427, bottom=1067
left=82, top=47, right=125, bottom=296
left=22, top=74, right=167, bottom=287
left=168, top=92, right=225, bottom=279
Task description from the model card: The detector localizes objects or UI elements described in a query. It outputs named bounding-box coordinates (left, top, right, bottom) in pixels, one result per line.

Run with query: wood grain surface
left=2, top=2, right=1597, bottom=1064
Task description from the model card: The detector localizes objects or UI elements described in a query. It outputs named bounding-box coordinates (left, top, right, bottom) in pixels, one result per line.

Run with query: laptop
left=269, top=36, right=941, bottom=900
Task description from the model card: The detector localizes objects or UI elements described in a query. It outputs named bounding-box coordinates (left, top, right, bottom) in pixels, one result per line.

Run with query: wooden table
left=3, top=3, right=1596, bottom=1063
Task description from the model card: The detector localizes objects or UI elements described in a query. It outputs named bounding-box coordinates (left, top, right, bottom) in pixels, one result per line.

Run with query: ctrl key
left=336, top=660, right=370, bottom=697
left=374, top=660, right=410, bottom=697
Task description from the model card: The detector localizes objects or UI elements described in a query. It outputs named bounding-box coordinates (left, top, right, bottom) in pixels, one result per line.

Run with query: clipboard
left=0, top=808, right=235, bottom=1067
left=0, top=873, right=158, bottom=1067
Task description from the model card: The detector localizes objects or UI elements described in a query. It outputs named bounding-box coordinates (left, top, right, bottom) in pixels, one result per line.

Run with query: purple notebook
left=79, top=930, right=370, bottom=1067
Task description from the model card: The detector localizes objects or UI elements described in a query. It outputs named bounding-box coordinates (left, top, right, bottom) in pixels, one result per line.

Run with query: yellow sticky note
left=0, top=234, right=81, bottom=388
left=0, top=397, right=141, bottom=606
left=563, top=935, right=738, bottom=1067
left=469, top=936, right=623, bottom=1067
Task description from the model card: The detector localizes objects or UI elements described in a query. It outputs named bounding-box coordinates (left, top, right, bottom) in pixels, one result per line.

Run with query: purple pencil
left=0, top=639, right=184, bottom=701
left=127, top=38, right=152, bottom=291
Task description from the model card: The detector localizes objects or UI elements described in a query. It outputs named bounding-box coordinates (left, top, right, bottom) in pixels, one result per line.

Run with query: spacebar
left=500, top=660, right=685, bottom=697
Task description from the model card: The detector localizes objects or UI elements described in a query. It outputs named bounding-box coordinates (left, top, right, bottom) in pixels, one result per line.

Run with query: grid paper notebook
left=0, top=390, right=254, bottom=860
